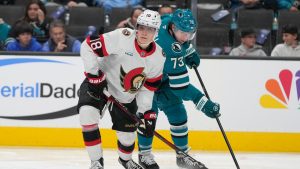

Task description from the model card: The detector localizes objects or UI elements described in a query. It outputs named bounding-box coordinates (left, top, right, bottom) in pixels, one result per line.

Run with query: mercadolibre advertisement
left=1, top=55, right=300, bottom=133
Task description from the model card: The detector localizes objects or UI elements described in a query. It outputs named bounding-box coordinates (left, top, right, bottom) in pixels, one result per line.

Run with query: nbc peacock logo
left=260, top=69, right=300, bottom=109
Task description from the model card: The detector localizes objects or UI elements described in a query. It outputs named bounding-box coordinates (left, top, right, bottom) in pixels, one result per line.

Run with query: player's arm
left=136, top=61, right=164, bottom=137
left=184, top=44, right=200, bottom=69
left=81, top=29, right=121, bottom=75
left=135, top=79, right=161, bottom=137
left=136, top=75, right=163, bottom=114
left=167, top=59, right=220, bottom=118
left=167, top=67, right=203, bottom=102
left=80, top=29, right=121, bottom=100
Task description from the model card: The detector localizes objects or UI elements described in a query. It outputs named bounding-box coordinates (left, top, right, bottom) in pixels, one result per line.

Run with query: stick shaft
left=193, top=67, right=240, bottom=169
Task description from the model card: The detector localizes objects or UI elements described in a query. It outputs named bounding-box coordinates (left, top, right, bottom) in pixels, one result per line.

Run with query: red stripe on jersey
left=147, top=74, right=163, bottom=82
left=144, top=83, right=157, bottom=91
left=144, top=74, right=163, bottom=91
left=118, top=147, right=133, bottom=154
left=134, top=39, right=156, bottom=58
left=82, top=124, right=98, bottom=130
left=99, top=35, right=108, bottom=56
left=84, top=139, right=101, bottom=146
left=84, top=72, right=106, bottom=84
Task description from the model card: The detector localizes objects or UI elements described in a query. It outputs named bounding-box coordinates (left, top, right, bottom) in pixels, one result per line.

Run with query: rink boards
left=0, top=55, right=300, bottom=152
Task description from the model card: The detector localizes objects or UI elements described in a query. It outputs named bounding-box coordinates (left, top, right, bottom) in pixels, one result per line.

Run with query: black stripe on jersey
left=117, top=140, right=135, bottom=153
left=171, top=133, right=188, bottom=138
left=170, top=120, right=188, bottom=127
left=82, top=129, right=101, bottom=142
left=87, top=35, right=104, bottom=57
left=145, top=79, right=162, bottom=89
left=170, top=85, right=189, bottom=90
left=168, top=70, right=188, bottom=77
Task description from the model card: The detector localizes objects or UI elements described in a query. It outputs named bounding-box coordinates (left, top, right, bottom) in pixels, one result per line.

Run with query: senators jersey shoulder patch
left=122, top=29, right=131, bottom=36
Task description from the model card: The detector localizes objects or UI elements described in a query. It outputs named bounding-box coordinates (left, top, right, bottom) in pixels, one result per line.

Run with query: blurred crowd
left=0, top=0, right=299, bottom=56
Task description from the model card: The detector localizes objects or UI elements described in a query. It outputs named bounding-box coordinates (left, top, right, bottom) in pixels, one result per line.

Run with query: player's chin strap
left=102, top=89, right=203, bottom=164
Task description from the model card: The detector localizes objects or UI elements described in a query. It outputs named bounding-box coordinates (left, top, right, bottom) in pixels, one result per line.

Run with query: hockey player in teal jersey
left=137, top=9, right=221, bottom=169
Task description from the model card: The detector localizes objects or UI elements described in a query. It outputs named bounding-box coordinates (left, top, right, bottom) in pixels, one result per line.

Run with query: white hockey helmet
left=136, top=9, right=161, bottom=30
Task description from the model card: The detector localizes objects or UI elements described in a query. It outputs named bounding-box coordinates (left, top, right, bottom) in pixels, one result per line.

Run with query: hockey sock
left=117, top=131, right=135, bottom=161
left=118, top=140, right=135, bottom=161
left=137, top=133, right=154, bottom=155
left=82, top=124, right=103, bottom=161
left=170, top=121, right=189, bottom=151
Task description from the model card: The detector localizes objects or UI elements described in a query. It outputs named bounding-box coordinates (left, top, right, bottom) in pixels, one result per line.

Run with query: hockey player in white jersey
left=77, top=10, right=164, bottom=169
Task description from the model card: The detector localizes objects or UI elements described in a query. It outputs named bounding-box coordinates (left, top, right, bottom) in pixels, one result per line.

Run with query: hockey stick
left=193, top=66, right=240, bottom=169
left=103, top=92, right=206, bottom=167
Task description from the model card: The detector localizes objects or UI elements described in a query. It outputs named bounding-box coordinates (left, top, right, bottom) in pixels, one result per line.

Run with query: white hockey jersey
left=80, top=28, right=165, bottom=113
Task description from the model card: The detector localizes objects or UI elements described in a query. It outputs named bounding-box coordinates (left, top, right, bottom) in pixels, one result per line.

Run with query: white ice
left=0, top=147, right=299, bottom=169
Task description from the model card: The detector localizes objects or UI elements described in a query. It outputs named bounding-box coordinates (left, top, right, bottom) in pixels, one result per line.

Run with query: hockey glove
left=196, top=96, right=220, bottom=118
left=137, top=110, right=157, bottom=137
left=85, top=70, right=107, bottom=101
left=185, top=52, right=200, bottom=69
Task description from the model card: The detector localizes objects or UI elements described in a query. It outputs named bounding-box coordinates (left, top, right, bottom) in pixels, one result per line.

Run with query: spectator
left=158, top=4, right=174, bottom=16
left=0, top=18, right=11, bottom=50
left=9, top=0, right=53, bottom=43
left=42, top=20, right=81, bottom=53
left=0, top=0, right=15, bottom=5
left=277, top=0, right=300, bottom=11
left=63, top=0, right=88, bottom=7
left=116, top=7, right=144, bottom=29
left=271, top=24, right=300, bottom=56
left=96, top=0, right=143, bottom=14
left=229, top=0, right=278, bottom=9
left=229, top=0, right=261, bottom=9
left=230, top=28, right=267, bottom=56
left=41, top=0, right=91, bottom=7
left=6, top=21, right=42, bottom=52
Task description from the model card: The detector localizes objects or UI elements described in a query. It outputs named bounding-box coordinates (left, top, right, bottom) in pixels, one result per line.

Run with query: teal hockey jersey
left=155, top=15, right=204, bottom=104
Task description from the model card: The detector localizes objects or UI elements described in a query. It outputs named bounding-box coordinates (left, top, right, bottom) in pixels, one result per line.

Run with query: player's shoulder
left=155, top=42, right=163, bottom=51
left=153, top=43, right=166, bottom=60
left=161, top=14, right=172, bottom=25
left=274, top=43, right=285, bottom=49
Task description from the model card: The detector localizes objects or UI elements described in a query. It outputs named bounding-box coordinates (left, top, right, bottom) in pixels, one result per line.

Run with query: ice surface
left=0, top=147, right=299, bottom=169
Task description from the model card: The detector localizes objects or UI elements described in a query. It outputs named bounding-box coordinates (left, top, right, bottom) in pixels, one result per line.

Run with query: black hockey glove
left=137, top=110, right=157, bottom=137
left=85, top=70, right=107, bottom=101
